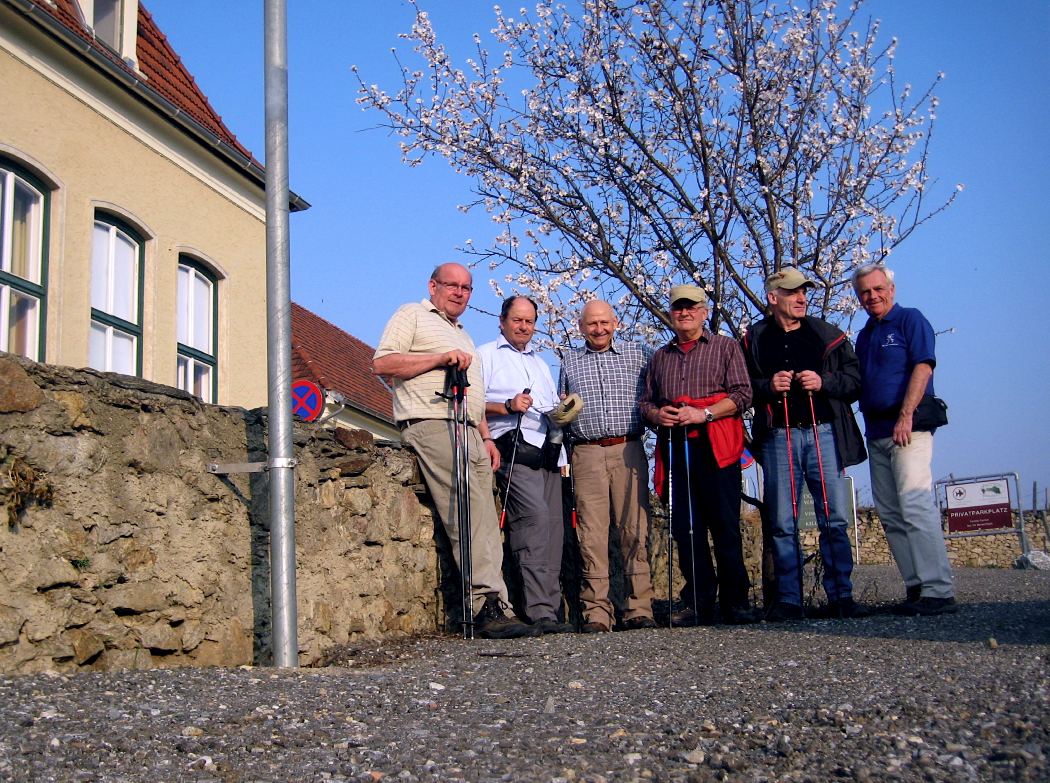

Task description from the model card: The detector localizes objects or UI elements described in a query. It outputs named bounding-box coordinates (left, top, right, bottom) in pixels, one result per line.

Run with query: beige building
left=0, top=0, right=307, bottom=407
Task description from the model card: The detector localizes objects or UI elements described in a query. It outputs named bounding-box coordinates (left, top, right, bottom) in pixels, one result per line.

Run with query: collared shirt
left=638, top=328, right=752, bottom=425
left=752, top=319, right=833, bottom=427
left=477, top=335, right=563, bottom=463
left=373, top=299, right=485, bottom=425
left=558, top=341, right=650, bottom=441
left=855, top=303, right=936, bottom=439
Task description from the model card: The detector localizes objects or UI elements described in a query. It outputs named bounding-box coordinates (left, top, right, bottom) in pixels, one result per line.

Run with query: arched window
left=176, top=256, right=217, bottom=402
left=89, top=213, right=144, bottom=375
left=0, top=159, right=49, bottom=361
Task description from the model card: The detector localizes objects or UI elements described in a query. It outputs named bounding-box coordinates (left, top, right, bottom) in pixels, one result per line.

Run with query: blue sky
left=147, top=0, right=1050, bottom=509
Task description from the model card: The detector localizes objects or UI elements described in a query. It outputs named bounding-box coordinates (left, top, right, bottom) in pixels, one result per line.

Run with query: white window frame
left=75, top=0, right=139, bottom=67
left=176, top=257, right=218, bottom=403
left=89, top=214, right=143, bottom=376
left=0, top=162, right=47, bottom=361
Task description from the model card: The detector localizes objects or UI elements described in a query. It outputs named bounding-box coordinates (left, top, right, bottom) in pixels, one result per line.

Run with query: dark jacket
left=740, top=315, right=867, bottom=469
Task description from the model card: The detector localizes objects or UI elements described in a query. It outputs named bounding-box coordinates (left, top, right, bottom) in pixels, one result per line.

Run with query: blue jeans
left=761, top=423, right=855, bottom=606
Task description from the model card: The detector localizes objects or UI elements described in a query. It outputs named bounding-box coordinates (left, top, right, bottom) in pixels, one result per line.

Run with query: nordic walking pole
left=680, top=405, right=699, bottom=623
left=783, top=391, right=804, bottom=615
left=808, top=390, right=841, bottom=612
left=441, top=365, right=473, bottom=638
left=567, top=449, right=578, bottom=531
left=666, top=426, right=674, bottom=628
left=457, top=367, right=473, bottom=637
left=498, top=387, right=531, bottom=529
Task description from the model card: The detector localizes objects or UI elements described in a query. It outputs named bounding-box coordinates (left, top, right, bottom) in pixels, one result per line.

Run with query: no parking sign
left=291, top=379, right=324, bottom=421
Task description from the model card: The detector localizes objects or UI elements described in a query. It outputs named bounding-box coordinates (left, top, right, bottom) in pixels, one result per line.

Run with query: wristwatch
left=703, top=408, right=714, bottom=423
left=504, top=399, right=514, bottom=414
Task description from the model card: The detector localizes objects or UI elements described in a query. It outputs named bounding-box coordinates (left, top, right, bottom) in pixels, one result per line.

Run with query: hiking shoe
left=582, top=621, right=611, bottom=633
left=889, top=585, right=925, bottom=615
left=764, top=601, right=803, bottom=622
left=670, top=607, right=698, bottom=627
left=824, top=598, right=871, bottom=620
left=622, top=615, right=657, bottom=631
left=721, top=606, right=760, bottom=625
left=914, top=596, right=958, bottom=616
left=891, top=599, right=919, bottom=616
left=533, top=618, right=576, bottom=635
left=670, top=606, right=716, bottom=627
left=473, top=596, right=541, bottom=639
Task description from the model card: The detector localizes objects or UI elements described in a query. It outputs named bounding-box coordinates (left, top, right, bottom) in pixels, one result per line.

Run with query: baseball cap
left=764, top=267, right=817, bottom=294
left=669, top=284, right=708, bottom=306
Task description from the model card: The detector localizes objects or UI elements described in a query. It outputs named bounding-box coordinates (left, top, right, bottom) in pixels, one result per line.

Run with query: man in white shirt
left=477, top=296, right=573, bottom=634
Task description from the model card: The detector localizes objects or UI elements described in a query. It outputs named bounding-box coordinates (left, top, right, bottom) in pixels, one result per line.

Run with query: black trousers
left=666, top=427, right=750, bottom=613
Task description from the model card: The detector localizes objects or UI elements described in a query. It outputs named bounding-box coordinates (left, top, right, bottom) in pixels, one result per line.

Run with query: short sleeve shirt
left=373, top=299, right=485, bottom=425
left=855, top=303, right=936, bottom=439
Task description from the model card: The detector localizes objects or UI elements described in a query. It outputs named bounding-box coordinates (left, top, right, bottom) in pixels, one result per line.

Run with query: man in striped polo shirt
left=373, top=263, right=537, bottom=639
left=559, top=300, right=657, bottom=633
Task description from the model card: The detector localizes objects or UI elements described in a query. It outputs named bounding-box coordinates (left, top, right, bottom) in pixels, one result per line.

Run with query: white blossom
left=355, top=0, right=957, bottom=343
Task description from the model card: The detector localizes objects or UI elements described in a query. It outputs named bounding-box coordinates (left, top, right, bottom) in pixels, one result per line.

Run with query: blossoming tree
left=356, top=0, right=958, bottom=342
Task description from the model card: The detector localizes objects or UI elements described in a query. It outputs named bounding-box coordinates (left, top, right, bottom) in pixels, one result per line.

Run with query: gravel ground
left=2, top=565, right=1047, bottom=783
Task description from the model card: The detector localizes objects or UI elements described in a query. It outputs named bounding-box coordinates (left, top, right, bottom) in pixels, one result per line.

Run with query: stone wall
left=850, top=506, right=1047, bottom=569
left=0, top=356, right=440, bottom=674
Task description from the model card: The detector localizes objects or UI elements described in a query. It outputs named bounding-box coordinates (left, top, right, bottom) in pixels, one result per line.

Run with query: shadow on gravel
left=309, top=634, right=447, bottom=669
left=745, top=599, right=1050, bottom=646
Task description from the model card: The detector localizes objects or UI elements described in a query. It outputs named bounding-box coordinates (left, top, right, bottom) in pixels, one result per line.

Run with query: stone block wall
left=0, top=356, right=439, bottom=674
left=850, top=506, right=1046, bottom=570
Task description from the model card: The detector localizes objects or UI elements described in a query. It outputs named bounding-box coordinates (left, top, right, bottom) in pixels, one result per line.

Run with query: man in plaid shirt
left=559, top=300, right=657, bottom=633
left=639, top=284, right=758, bottom=626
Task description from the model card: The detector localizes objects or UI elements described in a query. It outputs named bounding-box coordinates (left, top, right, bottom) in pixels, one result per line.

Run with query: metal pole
left=1013, top=473, right=1030, bottom=556
left=666, top=427, right=674, bottom=628
left=264, top=0, right=298, bottom=668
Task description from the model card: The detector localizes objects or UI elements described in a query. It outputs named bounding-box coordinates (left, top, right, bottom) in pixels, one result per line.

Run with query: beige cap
left=764, top=267, right=817, bottom=294
left=669, top=284, right=708, bottom=306
left=549, top=393, right=584, bottom=427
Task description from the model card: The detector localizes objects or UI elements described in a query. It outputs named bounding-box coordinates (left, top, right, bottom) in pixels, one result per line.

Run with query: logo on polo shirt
left=881, top=332, right=901, bottom=348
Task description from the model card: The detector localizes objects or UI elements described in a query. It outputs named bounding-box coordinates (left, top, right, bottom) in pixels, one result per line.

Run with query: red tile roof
left=290, top=303, right=394, bottom=424
left=27, top=0, right=255, bottom=162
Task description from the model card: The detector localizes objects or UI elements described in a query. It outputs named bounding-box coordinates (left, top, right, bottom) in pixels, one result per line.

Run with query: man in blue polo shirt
left=853, top=264, right=956, bottom=616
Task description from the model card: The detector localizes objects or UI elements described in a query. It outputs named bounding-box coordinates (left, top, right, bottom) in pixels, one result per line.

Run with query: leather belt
left=398, top=418, right=446, bottom=431
left=576, top=434, right=641, bottom=447
left=776, top=421, right=831, bottom=430
left=398, top=418, right=479, bottom=431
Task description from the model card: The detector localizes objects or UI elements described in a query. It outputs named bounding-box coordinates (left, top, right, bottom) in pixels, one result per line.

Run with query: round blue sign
left=291, top=379, right=324, bottom=421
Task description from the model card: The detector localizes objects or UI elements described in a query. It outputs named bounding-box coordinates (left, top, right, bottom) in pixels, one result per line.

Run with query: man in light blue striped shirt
left=558, top=300, right=656, bottom=633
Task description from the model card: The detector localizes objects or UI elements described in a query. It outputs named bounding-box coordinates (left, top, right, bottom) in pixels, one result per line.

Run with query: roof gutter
left=5, top=0, right=310, bottom=212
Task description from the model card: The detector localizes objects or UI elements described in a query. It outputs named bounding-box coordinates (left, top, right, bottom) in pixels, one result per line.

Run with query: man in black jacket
left=742, top=268, right=868, bottom=621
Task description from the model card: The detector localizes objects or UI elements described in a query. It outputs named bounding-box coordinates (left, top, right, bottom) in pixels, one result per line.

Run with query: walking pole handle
left=498, top=388, right=531, bottom=530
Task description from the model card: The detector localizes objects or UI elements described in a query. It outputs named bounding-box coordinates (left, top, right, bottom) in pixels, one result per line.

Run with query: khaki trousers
left=402, top=420, right=509, bottom=615
left=571, top=439, right=655, bottom=626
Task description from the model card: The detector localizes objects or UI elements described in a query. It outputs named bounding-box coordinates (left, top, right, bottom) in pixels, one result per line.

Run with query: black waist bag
left=912, top=395, right=948, bottom=432
left=495, top=430, right=545, bottom=470
left=872, top=394, right=948, bottom=433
